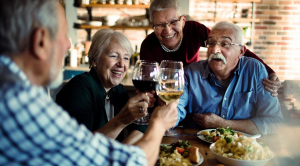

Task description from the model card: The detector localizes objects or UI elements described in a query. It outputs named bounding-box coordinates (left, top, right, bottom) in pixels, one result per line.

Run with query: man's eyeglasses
left=152, top=16, right=183, bottom=31
left=204, top=40, right=244, bottom=49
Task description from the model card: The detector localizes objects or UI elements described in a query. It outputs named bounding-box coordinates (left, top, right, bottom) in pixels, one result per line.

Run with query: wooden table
left=160, top=127, right=297, bottom=166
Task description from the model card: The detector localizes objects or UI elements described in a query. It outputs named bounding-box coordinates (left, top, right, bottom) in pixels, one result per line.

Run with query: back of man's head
left=0, top=0, right=58, bottom=56
left=211, top=21, right=244, bottom=45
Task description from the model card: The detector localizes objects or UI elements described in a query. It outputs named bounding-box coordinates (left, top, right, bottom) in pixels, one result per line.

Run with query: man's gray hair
left=0, top=0, right=58, bottom=56
left=88, top=29, right=134, bottom=68
left=211, top=21, right=244, bottom=45
left=149, top=0, right=182, bottom=22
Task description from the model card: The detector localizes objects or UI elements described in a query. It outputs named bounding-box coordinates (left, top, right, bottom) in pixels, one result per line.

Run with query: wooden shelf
left=211, top=18, right=260, bottom=22
left=74, top=23, right=153, bottom=30
left=208, top=0, right=260, bottom=2
left=73, top=1, right=151, bottom=40
left=75, top=4, right=150, bottom=8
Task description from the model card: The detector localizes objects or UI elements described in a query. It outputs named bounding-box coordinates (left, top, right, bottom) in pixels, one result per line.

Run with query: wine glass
left=132, top=60, right=160, bottom=125
left=157, top=60, right=184, bottom=136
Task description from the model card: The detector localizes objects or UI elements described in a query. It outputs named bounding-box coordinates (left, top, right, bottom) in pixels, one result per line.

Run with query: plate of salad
left=158, top=140, right=203, bottom=166
left=197, top=127, right=252, bottom=144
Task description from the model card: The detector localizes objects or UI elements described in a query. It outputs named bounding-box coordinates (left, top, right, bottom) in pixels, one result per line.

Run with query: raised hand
left=150, top=100, right=179, bottom=131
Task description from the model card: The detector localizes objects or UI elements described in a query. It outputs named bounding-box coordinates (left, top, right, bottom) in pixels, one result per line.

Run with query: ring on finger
left=139, top=107, right=145, bottom=113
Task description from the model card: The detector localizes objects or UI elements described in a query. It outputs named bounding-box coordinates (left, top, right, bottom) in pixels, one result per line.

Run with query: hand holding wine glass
left=115, top=92, right=150, bottom=125
left=156, top=60, right=184, bottom=136
left=132, top=60, right=159, bottom=125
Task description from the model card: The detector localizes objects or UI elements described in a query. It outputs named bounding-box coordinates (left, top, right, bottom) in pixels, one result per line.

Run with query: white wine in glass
left=157, top=61, right=184, bottom=136
left=158, top=90, right=184, bottom=103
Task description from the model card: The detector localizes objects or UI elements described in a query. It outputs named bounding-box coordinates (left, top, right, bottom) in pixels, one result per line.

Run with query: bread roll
left=189, top=146, right=200, bottom=163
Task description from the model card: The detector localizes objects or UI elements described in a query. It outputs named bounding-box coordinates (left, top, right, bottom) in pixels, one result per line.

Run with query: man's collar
left=0, top=55, right=31, bottom=86
left=202, top=61, right=212, bottom=79
left=234, top=57, right=243, bottom=75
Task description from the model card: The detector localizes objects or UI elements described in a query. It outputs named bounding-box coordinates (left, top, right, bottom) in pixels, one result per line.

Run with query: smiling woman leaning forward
left=56, top=29, right=156, bottom=144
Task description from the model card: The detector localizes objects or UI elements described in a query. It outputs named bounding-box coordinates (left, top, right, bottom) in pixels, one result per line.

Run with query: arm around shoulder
left=251, top=68, right=283, bottom=135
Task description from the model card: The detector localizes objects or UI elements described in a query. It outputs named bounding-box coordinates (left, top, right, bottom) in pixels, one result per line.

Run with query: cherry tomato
left=212, top=136, right=220, bottom=142
left=176, top=147, right=185, bottom=154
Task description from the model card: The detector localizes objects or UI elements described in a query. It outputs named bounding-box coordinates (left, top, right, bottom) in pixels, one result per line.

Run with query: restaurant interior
left=50, top=0, right=300, bottom=165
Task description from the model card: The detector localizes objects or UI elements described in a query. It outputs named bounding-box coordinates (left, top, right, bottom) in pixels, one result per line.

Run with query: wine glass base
left=132, top=113, right=150, bottom=125
left=132, top=121, right=149, bottom=125
left=164, top=129, right=178, bottom=136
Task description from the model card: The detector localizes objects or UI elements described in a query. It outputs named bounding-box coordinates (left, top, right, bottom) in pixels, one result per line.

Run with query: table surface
left=160, top=127, right=296, bottom=166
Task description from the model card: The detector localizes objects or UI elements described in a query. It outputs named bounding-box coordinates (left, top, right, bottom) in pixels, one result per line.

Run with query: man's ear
left=31, top=27, right=50, bottom=60
left=239, top=46, right=247, bottom=59
left=181, top=14, right=186, bottom=28
left=150, top=22, right=154, bottom=29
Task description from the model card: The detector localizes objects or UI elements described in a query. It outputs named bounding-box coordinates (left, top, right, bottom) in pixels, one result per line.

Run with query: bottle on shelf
left=126, top=45, right=139, bottom=79
left=133, top=0, right=139, bottom=5
left=90, top=0, right=98, bottom=4
left=131, top=45, right=140, bottom=66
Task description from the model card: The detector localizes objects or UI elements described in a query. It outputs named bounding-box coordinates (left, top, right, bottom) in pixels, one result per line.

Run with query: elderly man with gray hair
left=177, top=21, right=283, bottom=135
left=0, top=0, right=178, bottom=165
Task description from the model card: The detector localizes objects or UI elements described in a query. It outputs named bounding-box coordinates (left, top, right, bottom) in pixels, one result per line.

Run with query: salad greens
left=216, top=126, right=235, bottom=135
left=203, top=126, right=236, bottom=142
left=204, top=135, right=212, bottom=142
left=160, top=140, right=191, bottom=158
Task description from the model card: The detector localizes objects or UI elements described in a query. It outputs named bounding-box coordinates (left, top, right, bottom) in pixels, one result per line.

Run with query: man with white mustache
left=177, top=21, right=283, bottom=135
left=208, top=53, right=227, bottom=65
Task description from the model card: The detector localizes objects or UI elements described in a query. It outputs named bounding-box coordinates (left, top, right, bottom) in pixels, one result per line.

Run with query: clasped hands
left=193, top=113, right=224, bottom=129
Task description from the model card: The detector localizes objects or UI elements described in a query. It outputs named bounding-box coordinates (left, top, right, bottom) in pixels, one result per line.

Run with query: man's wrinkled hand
left=193, top=113, right=224, bottom=129
left=262, top=73, right=281, bottom=97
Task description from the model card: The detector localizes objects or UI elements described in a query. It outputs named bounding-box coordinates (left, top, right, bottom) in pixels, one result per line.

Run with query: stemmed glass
left=132, top=60, right=160, bottom=125
left=157, top=60, right=184, bottom=136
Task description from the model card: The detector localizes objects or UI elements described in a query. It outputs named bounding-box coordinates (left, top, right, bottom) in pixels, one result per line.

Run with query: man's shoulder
left=239, top=56, right=268, bottom=76
left=184, top=60, right=208, bottom=78
left=241, top=56, right=266, bottom=70
left=0, top=81, right=48, bottom=114
left=143, top=32, right=158, bottom=43
left=185, top=60, right=207, bottom=71
left=185, top=21, right=207, bottom=31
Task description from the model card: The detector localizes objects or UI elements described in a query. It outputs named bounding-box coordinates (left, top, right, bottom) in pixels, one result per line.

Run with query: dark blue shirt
left=177, top=56, right=283, bottom=135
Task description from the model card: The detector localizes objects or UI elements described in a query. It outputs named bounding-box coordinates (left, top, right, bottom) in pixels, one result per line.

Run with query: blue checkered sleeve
left=0, top=82, right=147, bottom=166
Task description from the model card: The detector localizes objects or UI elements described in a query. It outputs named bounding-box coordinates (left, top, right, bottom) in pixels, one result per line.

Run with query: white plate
left=197, top=129, right=252, bottom=144
left=210, top=143, right=273, bottom=166
left=158, top=144, right=204, bottom=166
